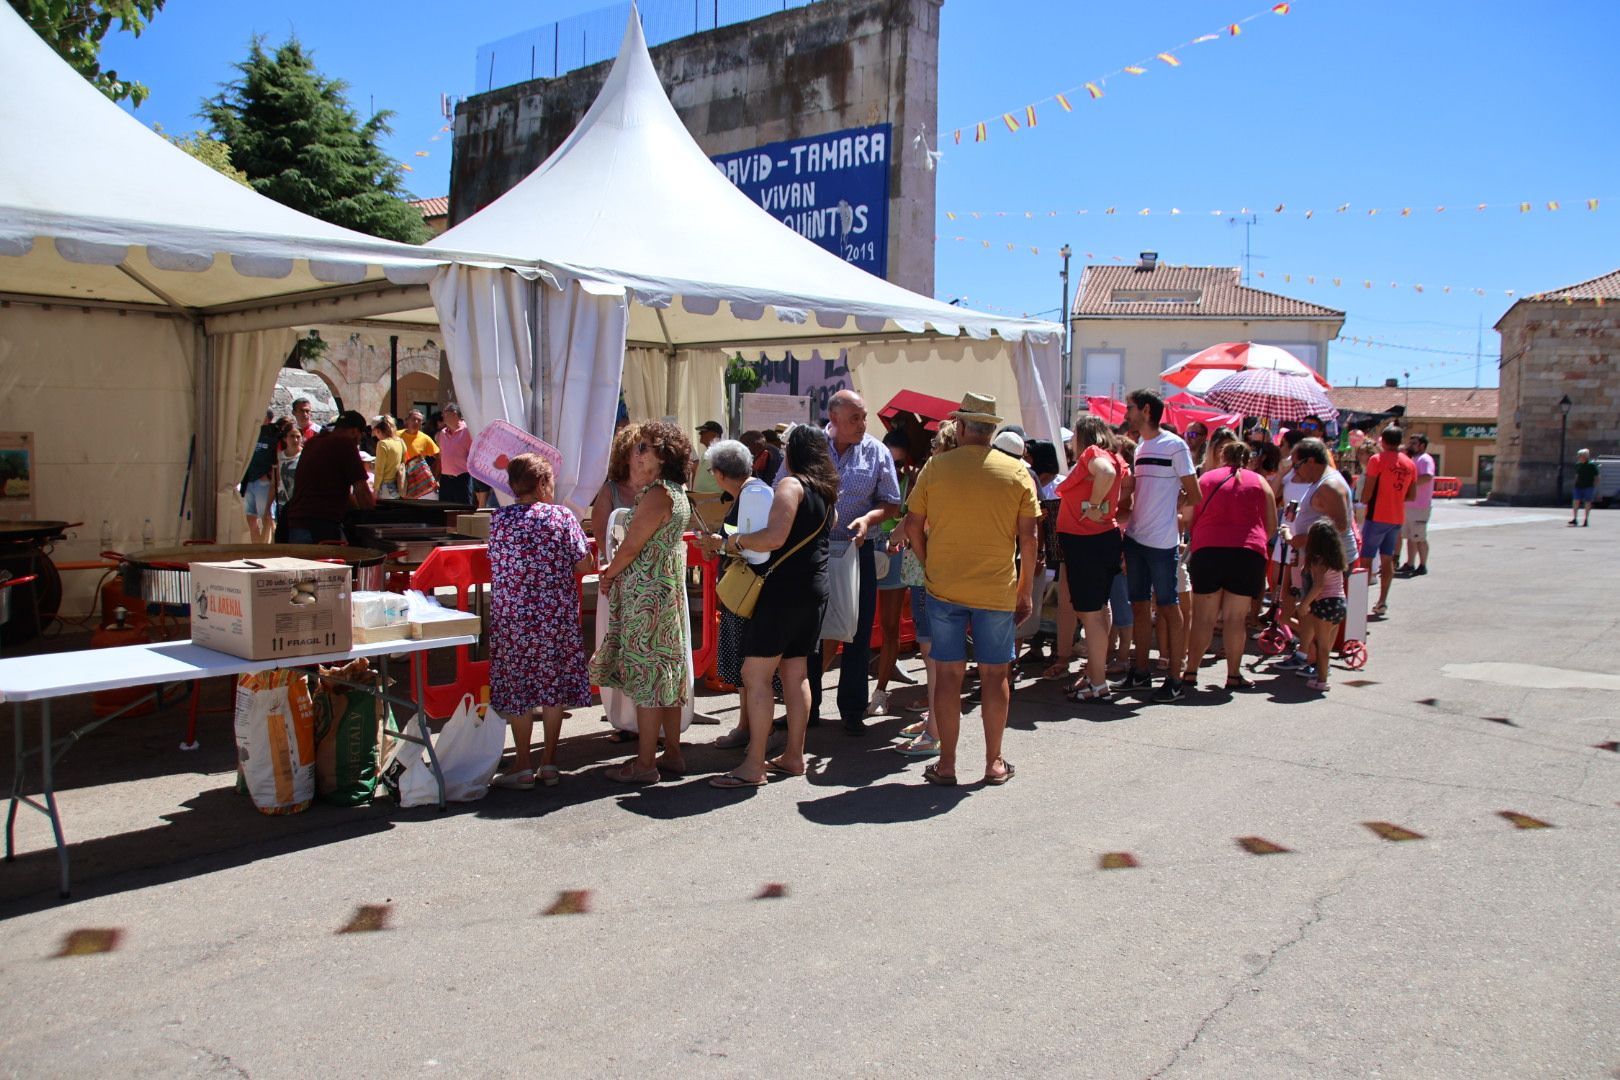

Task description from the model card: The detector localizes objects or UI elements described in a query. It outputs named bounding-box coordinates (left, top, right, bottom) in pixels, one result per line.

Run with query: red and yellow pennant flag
left=1194, top=33, right=1219, bottom=43
left=1157, top=52, right=1181, bottom=66
left=1086, top=82, right=1104, bottom=99
left=1272, top=2, right=1290, bottom=12
left=1003, top=113, right=1020, bottom=132
left=1055, top=93, right=1073, bottom=112
left=953, top=129, right=961, bottom=145
left=1124, top=65, right=1146, bottom=75
left=975, top=122, right=987, bottom=143
left=1519, top=201, right=1531, bottom=212
left=1589, top=198, right=1600, bottom=210
left=1228, top=23, right=1242, bottom=35
left=1547, top=200, right=1560, bottom=211
left=1025, top=105, right=1038, bottom=127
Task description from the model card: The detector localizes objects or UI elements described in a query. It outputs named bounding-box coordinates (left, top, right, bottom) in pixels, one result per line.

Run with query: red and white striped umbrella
left=1202, top=368, right=1338, bottom=423
left=1161, top=342, right=1331, bottom=393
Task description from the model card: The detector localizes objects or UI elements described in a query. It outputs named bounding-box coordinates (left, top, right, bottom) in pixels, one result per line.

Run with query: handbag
left=401, top=454, right=437, bottom=499
left=716, top=507, right=831, bottom=619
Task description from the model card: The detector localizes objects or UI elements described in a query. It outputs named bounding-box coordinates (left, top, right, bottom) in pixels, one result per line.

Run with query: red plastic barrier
left=1434, top=476, right=1463, bottom=498
left=409, top=544, right=492, bottom=721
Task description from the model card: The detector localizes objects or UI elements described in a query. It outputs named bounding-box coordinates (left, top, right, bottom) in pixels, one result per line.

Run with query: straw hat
left=948, top=392, right=1003, bottom=424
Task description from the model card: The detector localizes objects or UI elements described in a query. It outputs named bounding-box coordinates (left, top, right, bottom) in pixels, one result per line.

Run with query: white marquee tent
left=428, top=6, right=1065, bottom=485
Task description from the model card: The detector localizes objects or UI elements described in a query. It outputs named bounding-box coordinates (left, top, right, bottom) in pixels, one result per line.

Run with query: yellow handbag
left=715, top=509, right=830, bottom=618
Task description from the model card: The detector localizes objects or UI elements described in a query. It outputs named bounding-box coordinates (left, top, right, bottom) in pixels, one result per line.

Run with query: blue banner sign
left=711, top=123, right=890, bottom=278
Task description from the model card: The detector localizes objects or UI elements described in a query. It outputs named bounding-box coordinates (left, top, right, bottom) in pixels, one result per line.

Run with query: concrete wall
left=1069, top=317, right=1342, bottom=404
left=1492, top=301, right=1620, bottom=503
left=450, top=0, right=940, bottom=294
left=296, top=324, right=446, bottom=423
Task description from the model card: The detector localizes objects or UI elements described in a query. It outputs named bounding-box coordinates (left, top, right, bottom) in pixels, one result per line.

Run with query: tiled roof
left=1073, top=264, right=1344, bottom=320
left=410, top=196, right=450, bottom=218
left=1522, top=268, right=1620, bottom=302
left=1328, top=386, right=1498, bottom=421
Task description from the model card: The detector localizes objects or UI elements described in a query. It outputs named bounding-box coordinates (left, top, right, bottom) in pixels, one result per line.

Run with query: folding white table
left=0, top=635, right=476, bottom=898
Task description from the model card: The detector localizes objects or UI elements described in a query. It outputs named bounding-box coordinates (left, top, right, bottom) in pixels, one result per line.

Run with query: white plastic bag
left=820, top=540, right=860, bottom=643
left=380, top=694, right=503, bottom=806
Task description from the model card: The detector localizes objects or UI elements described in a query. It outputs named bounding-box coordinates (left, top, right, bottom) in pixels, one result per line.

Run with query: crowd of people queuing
left=241, top=398, right=491, bottom=544
left=477, top=384, right=1435, bottom=793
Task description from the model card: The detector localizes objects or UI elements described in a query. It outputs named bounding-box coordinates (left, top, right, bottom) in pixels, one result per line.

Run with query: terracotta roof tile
left=410, top=196, right=450, bottom=218
left=1328, top=386, right=1498, bottom=421
left=1073, top=264, right=1344, bottom=320
left=1522, top=267, right=1620, bottom=302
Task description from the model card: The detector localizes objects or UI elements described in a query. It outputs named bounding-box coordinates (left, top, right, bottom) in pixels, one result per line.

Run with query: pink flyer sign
left=468, top=419, right=563, bottom=498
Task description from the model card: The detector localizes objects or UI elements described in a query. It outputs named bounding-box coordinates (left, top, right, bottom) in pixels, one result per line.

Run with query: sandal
left=899, top=719, right=929, bottom=738
left=713, top=729, right=750, bottom=750
left=983, top=759, right=1015, bottom=786
left=1181, top=671, right=1200, bottom=688
left=1041, top=657, right=1073, bottom=679
left=1371, top=603, right=1388, bottom=618
left=708, top=772, right=766, bottom=789
left=923, top=763, right=957, bottom=786
left=1225, top=674, right=1256, bottom=690
left=604, top=763, right=660, bottom=785
left=765, top=757, right=805, bottom=777
left=1065, top=681, right=1111, bottom=702
left=895, top=734, right=940, bottom=758
left=491, top=769, right=536, bottom=790
left=538, top=765, right=561, bottom=786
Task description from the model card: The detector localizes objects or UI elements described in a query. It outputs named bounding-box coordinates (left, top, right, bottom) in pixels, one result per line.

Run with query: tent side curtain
left=622, top=348, right=727, bottom=438
left=212, top=328, right=297, bottom=544
left=848, top=335, right=1063, bottom=444
left=429, top=265, right=629, bottom=514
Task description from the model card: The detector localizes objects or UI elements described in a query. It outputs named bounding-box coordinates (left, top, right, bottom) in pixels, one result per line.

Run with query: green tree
left=152, top=123, right=250, bottom=186
left=10, top=0, right=164, bottom=104
left=203, top=38, right=428, bottom=244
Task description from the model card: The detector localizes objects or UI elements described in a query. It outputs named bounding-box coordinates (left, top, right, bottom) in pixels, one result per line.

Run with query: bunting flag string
left=940, top=197, right=1603, bottom=222
left=949, top=2, right=1296, bottom=148
left=935, top=235, right=1533, bottom=299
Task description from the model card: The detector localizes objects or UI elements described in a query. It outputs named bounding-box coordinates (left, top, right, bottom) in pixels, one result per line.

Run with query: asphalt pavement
left=0, top=501, right=1614, bottom=1078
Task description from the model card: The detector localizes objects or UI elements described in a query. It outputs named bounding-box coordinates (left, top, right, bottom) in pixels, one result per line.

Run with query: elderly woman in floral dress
left=488, top=454, right=596, bottom=789
left=590, top=421, right=695, bottom=784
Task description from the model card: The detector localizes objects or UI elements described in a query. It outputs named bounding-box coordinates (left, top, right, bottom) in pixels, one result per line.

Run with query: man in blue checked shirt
left=809, top=389, right=902, bottom=734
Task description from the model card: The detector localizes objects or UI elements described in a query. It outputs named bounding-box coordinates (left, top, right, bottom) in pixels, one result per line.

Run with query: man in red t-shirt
left=282, top=411, right=375, bottom=544
left=1359, top=425, right=1416, bottom=616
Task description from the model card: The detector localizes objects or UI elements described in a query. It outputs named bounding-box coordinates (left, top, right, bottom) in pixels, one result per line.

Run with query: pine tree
left=204, top=38, right=428, bottom=244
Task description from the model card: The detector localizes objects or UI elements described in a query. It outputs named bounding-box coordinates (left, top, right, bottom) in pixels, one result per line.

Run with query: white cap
left=1060, top=426, right=1074, bottom=444
left=992, top=429, right=1026, bottom=458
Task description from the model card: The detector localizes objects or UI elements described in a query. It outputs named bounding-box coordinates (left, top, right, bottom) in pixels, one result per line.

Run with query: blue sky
left=103, top=0, right=1620, bottom=389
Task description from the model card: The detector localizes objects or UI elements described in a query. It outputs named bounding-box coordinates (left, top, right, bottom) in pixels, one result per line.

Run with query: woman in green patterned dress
left=591, top=420, right=694, bottom=784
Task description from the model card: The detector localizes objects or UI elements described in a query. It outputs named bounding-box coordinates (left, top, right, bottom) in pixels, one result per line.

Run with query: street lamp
left=1059, top=244, right=1073, bottom=410
left=1556, top=394, right=1572, bottom=502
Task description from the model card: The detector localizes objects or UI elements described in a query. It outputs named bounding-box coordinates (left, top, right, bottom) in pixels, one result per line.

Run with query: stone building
left=450, top=0, right=941, bottom=295
left=1328, top=384, right=1499, bottom=497
left=293, top=324, right=447, bottom=423
left=1071, top=257, right=1345, bottom=399
left=1491, top=268, right=1620, bottom=503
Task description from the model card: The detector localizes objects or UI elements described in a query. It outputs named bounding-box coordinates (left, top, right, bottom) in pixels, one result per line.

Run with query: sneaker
left=1306, top=678, right=1330, bottom=692
left=1395, top=563, right=1415, bottom=576
left=1275, top=653, right=1309, bottom=672
left=491, top=769, right=536, bottom=790
left=1414, top=565, right=1427, bottom=576
left=1110, top=669, right=1153, bottom=690
left=865, top=689, right=889, bottom=717
left=1151, top=679, right=1184, bottom=703
left=1292, top=664, right=1317, bottom=678
left=843, top=719, right=866, bottom=736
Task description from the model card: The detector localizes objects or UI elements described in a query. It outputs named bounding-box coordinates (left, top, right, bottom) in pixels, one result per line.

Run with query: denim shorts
left=1124, top=536, right=1180, bottom=605
left=242, top=476, right=272, bottom=517
left=909, top=586, right=931, bottom=643
left=874, top=544, right=906, bottom=590
left=1108, top=573, right=1134, bottom=627
left=1573, top=486, right=1597, bottom=504
left=1361, top=520, right=1402, bottom=559
left=926, top=594, right=1016, bottom=664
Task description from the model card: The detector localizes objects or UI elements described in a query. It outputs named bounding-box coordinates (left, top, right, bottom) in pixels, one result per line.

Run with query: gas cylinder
left=91, top=607, right=156, bottom=718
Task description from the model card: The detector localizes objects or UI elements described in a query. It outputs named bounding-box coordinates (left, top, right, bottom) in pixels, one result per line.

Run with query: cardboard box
left=353, top=621, right=410, bottom=644
left=190, top=558, right=352, bottom=661
left=408, top=607, right=482, bottom=641
left=454, top=512, right=491, bottom=540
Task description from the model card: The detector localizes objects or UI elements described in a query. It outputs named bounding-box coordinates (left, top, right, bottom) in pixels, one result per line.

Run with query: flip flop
left=765, top=758, right=805, bottom=777
left=983, top=760, right=1016, bottom=786
left=604, top=763, right=660, bottom=785
left=923, top=764, right=957, bottom=786
left=709, top=772, right=766, bottom=789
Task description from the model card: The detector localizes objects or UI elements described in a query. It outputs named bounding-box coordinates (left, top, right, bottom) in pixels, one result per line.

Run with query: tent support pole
left=528, top=276, right=546, bottom=438
left=116, top=264, right=196, bottom=320
left=655, top=309, right=679, bottom=419
left=193, top=327, right=218, bottom=544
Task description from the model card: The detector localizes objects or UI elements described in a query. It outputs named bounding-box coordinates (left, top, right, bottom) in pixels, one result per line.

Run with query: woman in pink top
left=1183, top=441, right=1278, bottom=690
left=1055, top=415, right=1128, bottom=702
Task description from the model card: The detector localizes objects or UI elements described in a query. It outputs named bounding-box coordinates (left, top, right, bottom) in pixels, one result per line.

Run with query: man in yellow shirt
left=904, top=393, right=1039, bottom=787
left=399, top=409, right=441, bottom=497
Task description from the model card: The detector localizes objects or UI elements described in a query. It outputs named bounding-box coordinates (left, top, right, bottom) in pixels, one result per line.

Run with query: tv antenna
left=1228, top=213, right=1261, bottom=285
